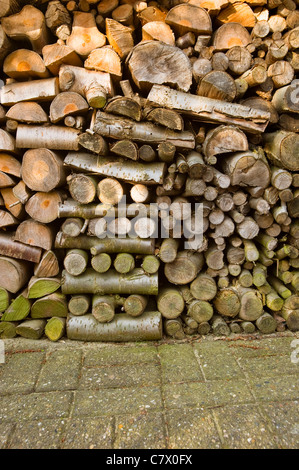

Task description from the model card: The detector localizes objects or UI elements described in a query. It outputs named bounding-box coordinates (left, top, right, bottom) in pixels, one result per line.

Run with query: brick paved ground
left=0, top=333, right=298, bottom=449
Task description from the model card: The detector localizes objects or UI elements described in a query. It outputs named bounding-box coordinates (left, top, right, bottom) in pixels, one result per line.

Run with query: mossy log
left=0, top=287, right=11, bottom=312
left=28, top=276, right=61, bottom=299
left=45, top=317, right=66, bottom=342
left=255, top=312, right=277, bottom=334
left=16, top=319, right=46, bottom=339
left=68, top=294, right=90, bottom=316
left=0, top=321, right=17, bottom=339
left=67, top=311, right=162, bottom=342
left=1, top=289, right=31, bottom=322
left=157, top=287, right=185, bottom=319
left=31, top=293, right=68, bottom=318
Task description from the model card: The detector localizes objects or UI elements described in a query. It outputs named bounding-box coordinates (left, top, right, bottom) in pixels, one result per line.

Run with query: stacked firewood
left=0, top=0, right=298, bottom=342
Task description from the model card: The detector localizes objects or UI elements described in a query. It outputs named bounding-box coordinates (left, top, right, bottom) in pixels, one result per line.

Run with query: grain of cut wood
left=4, top=49, right=49, bottom=80
left=31, top=293, right=68, bottom=319
left=25, top=191, right=63, bottom=224
left=105, top=18, right=134, bottom=59
left=0, top=232, right=42, bottom=263
left=142, top=21, right=175, bottom=45
left=42, top=43, right=83, bottom=75
left=106, top=96, right=142, bottom=122
left=22, top=149, right=66, bottom=192
left=34, top=250, right=60, bottom=278
left=0, top=256, right=31, bottom=293
left=45, top=0, right=71, bottom=40
left=2, top=5, right=49, bottom=54
left=6, top=102, right=48, bottom=124
left=45, top=317, right=66, bottom=342
left=16, top=319, right=46, bottom=339
left=85, top=46, right=122, bottom=80
left=157, top=287, right=185, bottom=319
left=127, top=41, right=193, bottom=93
left=164, top=250, right=204, bottom=285
left=110, top=140, right=139, bottom=161
left=68, top=294, right=90, bottom=316
left=67, top=11, right=106, bottom=57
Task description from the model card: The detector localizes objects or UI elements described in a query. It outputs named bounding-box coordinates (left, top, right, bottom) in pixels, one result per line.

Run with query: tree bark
left=16, top=319, right=46, bottom=339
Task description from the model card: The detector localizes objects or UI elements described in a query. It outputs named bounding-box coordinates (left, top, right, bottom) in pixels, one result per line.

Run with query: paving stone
left=158, top=344, right=203, bottom=383
left=213, top=404, right=277, bottom=449
left=193, top=341, right=231, bottom=356
left=228, top=337, right=296, bottom=358
left=0, top=391, right=72, bottom=422
left=115, top=412, right=166, bottom=449
left=249, top=375, right=299, bottom=402
left=0, top=352, right=44, bottom=395
left=0, top=423, right=14, bottom=449
left=8, top=419, right=65, bottom=449
left=35, top=350, right=82, bottom=392
left=79, top=363, right=160, bottom=390
left=166, top=408, right=221, bottom=449
left=194, top=344, right=244, bottom=381
left=163, top=382, right=214, bottom=409
left=239, top=355, right=299, bottom=378
left=84, top=345, right=158, bottom=367
left=260, top=401, right=299, bottom=449
left=73, top=386, right=162, bottom=417
left=61, top=417, right=114, bottom=449
left=208, top=379, right=254, bottom=406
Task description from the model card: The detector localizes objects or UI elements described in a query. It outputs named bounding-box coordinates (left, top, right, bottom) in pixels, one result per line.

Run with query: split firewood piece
left=127, top=41, right=192, bottom=93
left=42, top=43, right=83, bottom=76
left=189, top=0, right=229, bottom=16
left=138, top=6, right=166, bottom=25
left=94, top=111, right=195, bottom=148
left=264, top=130, right=299, bottom=172
left=144, top=108, right=184, bottom=131
left=2, top=5, right=49, bottom=54
left=0, top=288, right=11, bottom=313
left=0, top=153, right=21, bottom=178
left=0, top=210, right=18, bottom=228
left=67, top=173, right=97, bottom=204
left=50, top=92, right=89, bottom=123
left=28, top=276, right=61, bottom=299
left=164, top=250, right=204, bottom=285
left=67, top=311, right=162, bottom=342
left=85, top=46, right=122, bottom=80
left=240, top=97, right=279, bottom=124
left=16, top=125, right=80, bottom=151
left=165, top=4, right=212, bottom=36
left=6, top=102, right=48, bottom=124
left=14, top=219, right=55, bottom=251
left=0, top=106, right=6, bottom=124
left=0, top=0, right=22, bottom=18
left=142, top=21, right=175, bottom=46
left=105, top=96, right=142, bottom=121
left=78, top=132, right=108, bottom=155
left=62, top=268, right=158, bottom=295
left=0, top=256, right=31, bottom=293
left=1, top=289, right=31, bottom=322
left=0, top=129, right=19, bottom=155
left=222, top=150, right=271, bottom=187
left=45, top=317, right=66, bottom=341
left=67, top=12, right=106, bottom=57
left=112, top=3, right=134, bottom=27
left=147, top=85, right=270, bottom=133
left=272, top=82, right=299, bottom=114
left=1, top=78, right=59, bottom=106
left=217, top=3, right=256, bottom=28
left=240, top=65, right=267, bottom=88
left=212, top=22, right=252, bottom=50
left=3, top=49, right=49, bottom=80
left=1, top=187, right=25, bottom=219
left=12, top=181, right=31, bottom=206
left=235, top=287, right=263, bottom=321
left=203, top=125, right=248, bottom=160
left=0, top=322, right=17, bottom=339
left=59, top=64, right=114, bottom=108
left=25, top=191, right=64, bottom=223
left=106, top=18, right=134, bottom=59
left=45, top=0, right=72, bottom=41
left=97, top=0, right=118, bottom=17
left=16, top=319, right=46, bottom=339
left=110, top=140, right=139, bottom=161
left=0, top=232, right=42, bottom=263
left=34, top=250, right=60, bottom=278
left=22, top=149, right=66, bottom=192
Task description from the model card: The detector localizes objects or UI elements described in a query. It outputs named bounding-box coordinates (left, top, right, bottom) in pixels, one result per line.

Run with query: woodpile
left=0, top=0, right=298, bottom=342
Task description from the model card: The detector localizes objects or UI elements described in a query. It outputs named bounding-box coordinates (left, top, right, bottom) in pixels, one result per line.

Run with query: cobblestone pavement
left=0, top=332, right=299, bottom=449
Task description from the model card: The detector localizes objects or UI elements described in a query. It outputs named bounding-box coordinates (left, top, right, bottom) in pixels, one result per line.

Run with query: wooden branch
left=147, top=85, right=270, bottom=133
left=1, top=78, right=59, bottom=106
left=94, top=111, right=195, bottom=148
left=42, top=43, right=83, bottom=75
left=16, top=125, right=80, bottom=151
